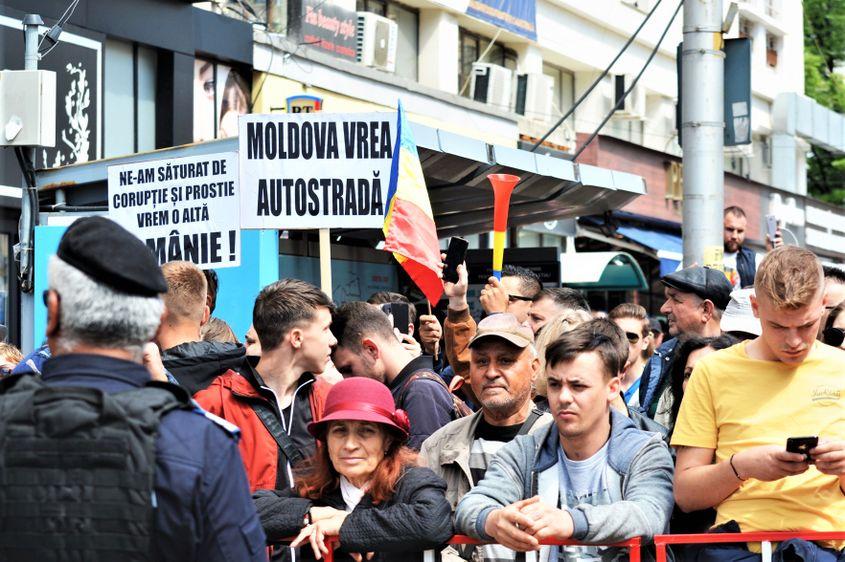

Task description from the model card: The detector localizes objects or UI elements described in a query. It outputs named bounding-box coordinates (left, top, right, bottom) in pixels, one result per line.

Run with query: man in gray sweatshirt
left=455, top=319, right=674, bottom=561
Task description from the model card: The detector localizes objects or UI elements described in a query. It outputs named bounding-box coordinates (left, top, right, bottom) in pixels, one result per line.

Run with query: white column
left=515, top=44, right=543, bottom=74
left=418, top=9, right=459, bottom=94
left=770, top=132, right=798, bottom=192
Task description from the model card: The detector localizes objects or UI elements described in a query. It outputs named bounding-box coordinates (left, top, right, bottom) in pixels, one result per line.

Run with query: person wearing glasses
left=822, top=301, right=845, bottom=349
left=608, top=303, right=652, bottom=408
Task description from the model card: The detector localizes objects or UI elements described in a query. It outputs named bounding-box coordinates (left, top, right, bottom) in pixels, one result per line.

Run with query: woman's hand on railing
left=291, top=512, right=348, bottom=560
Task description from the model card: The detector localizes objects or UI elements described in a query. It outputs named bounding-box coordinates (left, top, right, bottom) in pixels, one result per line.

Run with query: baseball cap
left=468, top=313, right=534, bottom=349
left=661, top=266, right=733, bottom=310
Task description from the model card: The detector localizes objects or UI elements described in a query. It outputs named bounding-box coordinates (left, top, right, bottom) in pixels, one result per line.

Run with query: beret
left=661, top=266, right=732, bottom=310
left=57, top=216, right=168, bottom=297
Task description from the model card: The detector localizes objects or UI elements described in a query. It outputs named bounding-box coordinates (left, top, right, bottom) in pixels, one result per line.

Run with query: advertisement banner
left=301, top=0, right=357, bottom=62
left=466, top=0, right=537, bottom=41
left=107, top=153, right=241, bottom=269
left=239, top=112, right=396, bottom=230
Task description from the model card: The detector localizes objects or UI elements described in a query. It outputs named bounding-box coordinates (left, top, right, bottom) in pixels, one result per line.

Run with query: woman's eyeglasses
left=823, top=327, right=845, bottom=348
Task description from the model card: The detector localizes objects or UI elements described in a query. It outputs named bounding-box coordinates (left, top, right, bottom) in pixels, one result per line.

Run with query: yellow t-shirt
left=672, top=341, right=845, bottom=544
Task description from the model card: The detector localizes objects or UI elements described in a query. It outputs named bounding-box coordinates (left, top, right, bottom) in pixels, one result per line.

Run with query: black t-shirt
left=469, top=414, right=539, bottom=485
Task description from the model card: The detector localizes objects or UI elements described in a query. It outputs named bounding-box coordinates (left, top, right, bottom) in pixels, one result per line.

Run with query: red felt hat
left=307, top=377, right=410, bottom=439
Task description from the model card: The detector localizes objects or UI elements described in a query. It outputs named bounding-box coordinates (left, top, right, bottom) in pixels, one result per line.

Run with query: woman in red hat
left=253, top=377, right=453, bottom=562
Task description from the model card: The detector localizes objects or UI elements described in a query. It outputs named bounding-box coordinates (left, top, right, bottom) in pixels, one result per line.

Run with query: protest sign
left=239, top=112, right=397, bottom=230
left=107, top=152, right=241, bottom=269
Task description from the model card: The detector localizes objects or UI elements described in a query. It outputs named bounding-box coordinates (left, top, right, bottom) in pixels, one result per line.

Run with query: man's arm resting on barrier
left=675, top=445, right=810, bottom=512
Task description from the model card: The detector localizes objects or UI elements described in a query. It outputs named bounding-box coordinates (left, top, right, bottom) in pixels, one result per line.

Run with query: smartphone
left=442, top=237, right=469, bottom=284
left=381, top=302, right=410, bottom=334
left=786, top=436, right=818, bottom=459
left=765, top=214, right=779, bottom=241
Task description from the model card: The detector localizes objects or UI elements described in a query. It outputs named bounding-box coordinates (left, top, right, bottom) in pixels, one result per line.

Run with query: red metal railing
left=654, top=531, right=845, bottom=562
left=305, top=535, right=642, bottom=562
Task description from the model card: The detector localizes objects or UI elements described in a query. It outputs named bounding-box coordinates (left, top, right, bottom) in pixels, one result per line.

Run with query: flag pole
left=427, top=301, right=438, bottom=362
left=319, top=228, right=332, bottom=299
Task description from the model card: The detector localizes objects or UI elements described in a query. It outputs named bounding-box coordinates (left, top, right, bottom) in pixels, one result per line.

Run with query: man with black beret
left=636, top=266, right=732, bottom=424
left=0, top=216, right=265, bottom=561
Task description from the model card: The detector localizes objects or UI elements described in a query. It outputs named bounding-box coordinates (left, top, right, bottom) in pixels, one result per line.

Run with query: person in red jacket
left=195, top=279, right=336, bottom=492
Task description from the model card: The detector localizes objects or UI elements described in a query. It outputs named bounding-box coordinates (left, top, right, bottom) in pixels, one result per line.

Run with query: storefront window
left=104, top=40, right=157, bottom=157
left=458, top=28, right=517, bottom=98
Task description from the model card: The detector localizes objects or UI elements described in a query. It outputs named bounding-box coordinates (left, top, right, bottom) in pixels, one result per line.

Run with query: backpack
left=0, top=374, right=192, bottom=562
left=399, top=370, right=472, bottom=420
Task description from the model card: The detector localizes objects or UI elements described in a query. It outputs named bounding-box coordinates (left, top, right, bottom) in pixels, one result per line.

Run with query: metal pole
left=681, top=0, right=724, bottom=268
left=19, top=14, right=43, bottom=350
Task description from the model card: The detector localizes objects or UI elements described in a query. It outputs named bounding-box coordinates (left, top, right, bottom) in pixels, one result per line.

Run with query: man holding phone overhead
left=673, top=247, right=845, bottom=560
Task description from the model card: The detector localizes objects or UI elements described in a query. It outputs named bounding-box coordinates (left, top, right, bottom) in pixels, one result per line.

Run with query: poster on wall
left=107, top=152, right=241, bottom=269
left=193, top=58, right=251, bottom=143
left=238, top=112, right=396, bottom=230
left=0, top=14, right=102, bottom=185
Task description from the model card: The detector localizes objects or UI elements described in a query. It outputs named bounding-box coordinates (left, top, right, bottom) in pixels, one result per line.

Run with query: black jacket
left=162, top=341, right=248, bottom=395
left=253, top=466, right=453, bottom=562
left=389, top=356, right=456, bottom=450
left=736, top=245, right=757, bottom=288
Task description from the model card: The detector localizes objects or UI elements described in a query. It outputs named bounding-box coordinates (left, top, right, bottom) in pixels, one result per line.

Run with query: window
left=458, top=28, right=517, bottom=98
left=357, top=0, right=419, bottom=81
left=542, top=63, right=575, bottom=126
left=104, top=40, right=157, bottom=158
left=766, top=34, right=779, bottom=68
left=738, top=18, right=753, bottom=44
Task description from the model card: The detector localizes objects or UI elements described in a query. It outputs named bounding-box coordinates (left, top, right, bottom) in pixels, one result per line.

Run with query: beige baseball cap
left=468, top=313, right=535, bottom=349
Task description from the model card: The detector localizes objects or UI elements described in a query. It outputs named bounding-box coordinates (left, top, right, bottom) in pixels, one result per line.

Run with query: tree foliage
left=805, top=0, right=845, bottom=204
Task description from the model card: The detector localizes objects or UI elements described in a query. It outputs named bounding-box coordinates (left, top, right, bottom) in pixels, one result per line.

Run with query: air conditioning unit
left=356, top=12, right=398, bottom=72
left=470, top=63, right=513, bottom=110
left=514, top=73, right=554, bottom=121
left=613, top=74, right=646, bottom=119
left=621, top=0, right=655, bottom=12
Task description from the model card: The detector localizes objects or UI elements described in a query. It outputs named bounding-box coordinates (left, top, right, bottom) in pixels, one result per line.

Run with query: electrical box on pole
left=0, top=70, right=57, bottom=148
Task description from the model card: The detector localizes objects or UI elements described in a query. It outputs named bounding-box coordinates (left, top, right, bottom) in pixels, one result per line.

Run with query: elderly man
left=455, top=319, right=673, bottom=561
left=0, top=217, right=264, bottom=560
left=637, top=266, right=732, bottom=420
left=674, top=247, right=845, bottom=560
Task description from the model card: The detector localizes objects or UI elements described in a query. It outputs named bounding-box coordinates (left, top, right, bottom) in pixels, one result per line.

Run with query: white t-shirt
left=723, top=251, right=740, bottom=288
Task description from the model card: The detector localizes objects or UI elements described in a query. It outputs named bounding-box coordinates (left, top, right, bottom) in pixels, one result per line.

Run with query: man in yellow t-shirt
left=673, top=246, right=845, bottom=560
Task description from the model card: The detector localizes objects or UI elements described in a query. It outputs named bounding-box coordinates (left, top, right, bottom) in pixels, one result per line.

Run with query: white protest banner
left=239, top=112, right=397, bottom=229
left=107, top=152, right=241, bottom=269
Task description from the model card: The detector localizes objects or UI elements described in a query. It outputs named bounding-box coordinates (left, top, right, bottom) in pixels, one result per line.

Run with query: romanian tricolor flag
left=383, top=102, right=444, bottom=305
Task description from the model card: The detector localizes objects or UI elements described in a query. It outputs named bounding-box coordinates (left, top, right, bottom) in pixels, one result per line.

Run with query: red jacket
left=194, top=367, right=331, bottom=492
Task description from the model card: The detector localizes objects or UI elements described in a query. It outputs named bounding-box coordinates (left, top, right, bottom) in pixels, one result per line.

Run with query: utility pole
left=19, top=14, right=43, bottom=352
left=681, top=0, right=724, bottom=269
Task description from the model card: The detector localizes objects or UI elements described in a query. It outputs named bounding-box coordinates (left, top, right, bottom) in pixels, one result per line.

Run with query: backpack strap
left=517, top=408, right=544, bottom=436
left=398, top=370, right=472, bottom=418
left=250, top=401, right=305, bottom=479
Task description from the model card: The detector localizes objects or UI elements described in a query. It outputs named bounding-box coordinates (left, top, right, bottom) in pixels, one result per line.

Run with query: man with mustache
left=454, top=319, right=673, bottom=561
left=421, top=313, right=552, bottom=559
left=673, top=246, right=845, bottom=560
left=637, top=266, right=731, bottom=420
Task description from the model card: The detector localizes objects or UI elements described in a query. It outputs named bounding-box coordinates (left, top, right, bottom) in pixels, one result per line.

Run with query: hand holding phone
left=442, top=237, right=469, bottom=284
left=786, top=436, right=818, bottom=461
left=381, top=302, right=410, bottom=335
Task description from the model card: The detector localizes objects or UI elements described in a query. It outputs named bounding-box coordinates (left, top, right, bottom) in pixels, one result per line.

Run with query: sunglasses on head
left=823, top=327, right=845, bottom=348
left=508, top=294, right=534, bottom=303
left=625, top=332, right=642, bottom=344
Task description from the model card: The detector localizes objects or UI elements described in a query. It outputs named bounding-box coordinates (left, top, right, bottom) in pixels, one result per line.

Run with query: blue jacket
left=736, top=246, right=756, bottom=289
left=390, top=355, right=457, bottom=450
left=38, top=354, right=266, bottom=561
left=455, top=410, right=674, bottom=557
left=636, top=338, right=678, bottom=419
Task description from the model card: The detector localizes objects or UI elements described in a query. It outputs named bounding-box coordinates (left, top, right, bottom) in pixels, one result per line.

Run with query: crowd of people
left=0, top=207, right=844, bottom=562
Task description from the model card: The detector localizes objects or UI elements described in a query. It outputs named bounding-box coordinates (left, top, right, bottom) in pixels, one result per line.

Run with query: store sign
left=301, top=0, right=357, bottom=62
left=466, top=0, right=537, bottom=41
left=239, top=112, right=396, bottom=229
left=107, top=153, right=241, bottom=269
left=287, top=95, right=323, bottom=113
left=0, top=15, right=101, bottom=186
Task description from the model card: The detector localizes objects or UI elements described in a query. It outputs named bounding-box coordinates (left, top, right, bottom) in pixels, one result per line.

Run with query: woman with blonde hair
left=532, top=308, right=592, bottom=410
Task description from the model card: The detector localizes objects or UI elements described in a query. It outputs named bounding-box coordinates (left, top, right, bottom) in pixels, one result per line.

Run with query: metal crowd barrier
left=654, top=531, right=845, bottom=562
left=313, top=535, right=642, bottom=562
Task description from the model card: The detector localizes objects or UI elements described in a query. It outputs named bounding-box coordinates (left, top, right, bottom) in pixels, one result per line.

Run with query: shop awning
left=616, top=224, right=683, bottom=276
left=35, top=121, right=645, bottom=239
left=560, top=251, right=648, bottom=291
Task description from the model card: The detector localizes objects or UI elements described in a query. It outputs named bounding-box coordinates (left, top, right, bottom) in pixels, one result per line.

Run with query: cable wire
left=529, top=0, right=665, bottom=152
left=572, top=0, right=683, bottom=161
left=38, top=0, right=80, bottom=59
